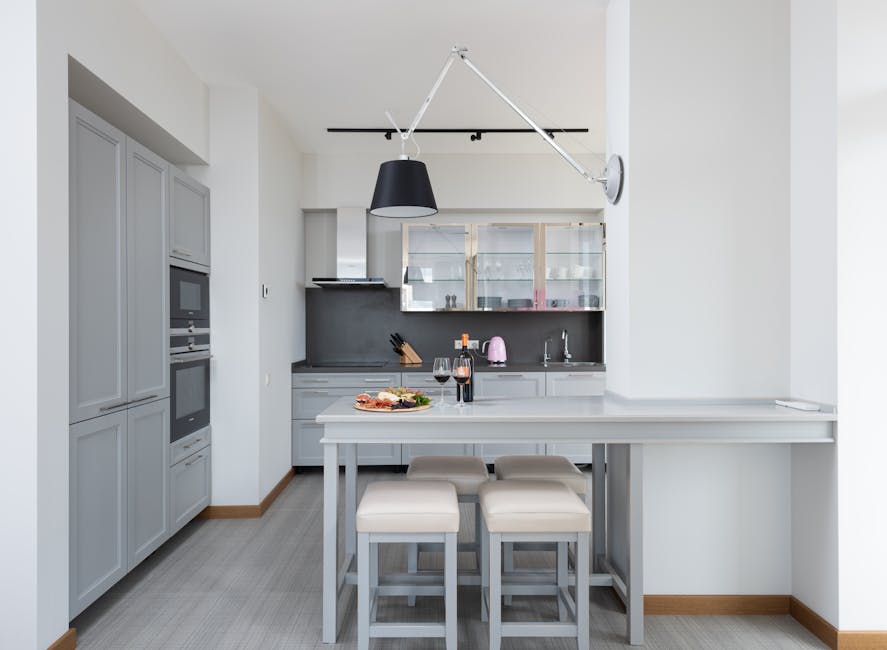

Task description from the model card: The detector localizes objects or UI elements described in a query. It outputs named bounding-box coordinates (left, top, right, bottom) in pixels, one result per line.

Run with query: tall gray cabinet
left=69, top=101, right=171, bottom=619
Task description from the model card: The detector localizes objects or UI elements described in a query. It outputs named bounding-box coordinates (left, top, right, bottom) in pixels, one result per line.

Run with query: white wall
left=835, top=0, right=887, bottom=630
left=605, top=0, right=793, bottom=595
left=258, top=97, right=303, bottom=495
left=189, top=87, right=303, bottom=503
left=66, top=0, right=208, bottom=160
left=302, top=152, right=608, bottom=211
left=2, top=0, right=70, bottom=646
left=788, top=0, right=839, bottom=626
left=187, top=87, right=261, bottom=505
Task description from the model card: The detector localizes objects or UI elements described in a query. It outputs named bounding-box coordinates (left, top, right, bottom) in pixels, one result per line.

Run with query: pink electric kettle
left=482, top=336, right=507, bottom=365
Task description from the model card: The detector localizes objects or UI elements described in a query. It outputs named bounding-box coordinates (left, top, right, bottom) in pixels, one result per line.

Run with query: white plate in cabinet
left=545, top=372, right=606, bottom=397
left=291, top=372, right=402, bottom=390
left=292, top=420, right=401, bottom=467
left=169, top=448, right=211, bottom=535
left=474, top=372, right=546, bottom=398
left=545, top=371, right=605, bottom=464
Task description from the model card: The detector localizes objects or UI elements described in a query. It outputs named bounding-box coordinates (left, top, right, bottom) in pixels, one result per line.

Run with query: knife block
left=398, top=342, right=423, bottom=365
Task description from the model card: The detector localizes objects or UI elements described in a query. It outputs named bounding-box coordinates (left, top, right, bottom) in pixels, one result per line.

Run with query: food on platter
left=355, top=387, right=431, bottom=411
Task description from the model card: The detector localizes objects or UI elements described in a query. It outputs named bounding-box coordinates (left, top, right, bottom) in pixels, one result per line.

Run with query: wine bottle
left=458, top=332, right=474, bottom=402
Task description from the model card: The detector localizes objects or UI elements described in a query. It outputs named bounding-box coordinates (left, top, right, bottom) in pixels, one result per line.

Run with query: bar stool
left=405, top=455, right=489, bottom=603
left=478, top=480, right=591, bottom=650
left=495, top=455, right=590, bottom=603
left=356, top=480, right=459, bottom=650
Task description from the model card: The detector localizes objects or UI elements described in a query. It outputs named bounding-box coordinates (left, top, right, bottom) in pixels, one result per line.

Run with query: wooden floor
left=74, top=469, right=826, bottom=649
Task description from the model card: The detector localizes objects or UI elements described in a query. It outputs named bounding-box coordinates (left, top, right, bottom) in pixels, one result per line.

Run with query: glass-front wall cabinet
left=401, top=222, right=604, bottom=312
left=401, top=224, right=469, bottom=311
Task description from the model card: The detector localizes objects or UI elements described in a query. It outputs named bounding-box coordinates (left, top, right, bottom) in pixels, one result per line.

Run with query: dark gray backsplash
left=306, top=288, right=603, bottom=365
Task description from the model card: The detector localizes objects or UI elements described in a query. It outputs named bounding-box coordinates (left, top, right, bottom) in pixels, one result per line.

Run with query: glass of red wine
left=452, top=357, right=472, bottom=408
left=432, top=357, right=451, bottom=408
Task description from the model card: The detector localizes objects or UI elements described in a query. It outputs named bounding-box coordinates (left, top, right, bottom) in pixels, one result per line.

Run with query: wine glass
left=432, top=357, right=451, bottom=408
left=452, top=357, right=472, bottom=408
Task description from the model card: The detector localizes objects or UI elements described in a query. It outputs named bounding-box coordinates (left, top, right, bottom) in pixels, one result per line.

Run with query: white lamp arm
left=399, top=45, right=621, bottom=198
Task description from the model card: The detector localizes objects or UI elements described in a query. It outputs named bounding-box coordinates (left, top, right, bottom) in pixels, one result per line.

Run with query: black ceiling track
left=327, top=127, right=589, bottom=141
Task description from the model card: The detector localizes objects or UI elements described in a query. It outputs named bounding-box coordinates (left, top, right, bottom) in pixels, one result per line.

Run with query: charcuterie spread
left=353, top=387, right=432, bottom=412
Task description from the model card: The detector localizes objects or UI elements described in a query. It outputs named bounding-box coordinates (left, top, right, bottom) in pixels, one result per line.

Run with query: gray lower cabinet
left=545, top=371, right=606, bottom=463
left=473, top=372, right=546, bottom=462
left=170, top=447, right=212, bottom=535
left=70, top=399, right=172, bottom=619
left=70, top=411, right=127, bottom=619
left=127, top=399, right=170, bottom=569
left=291, top=373, right=402, bottom=466
left=170, top=166, right=211, bottom=268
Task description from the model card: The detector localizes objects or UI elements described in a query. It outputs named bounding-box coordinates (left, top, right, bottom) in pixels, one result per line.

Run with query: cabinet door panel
left=127, top=140, right=169, bottom=402
left=291, top=421, right=401, bottom=467
left=474, top=372, right=545, bottom=398
left=69, top=101, right=127, bottom=423
left=170, top=167, right=211, bottom=267
left=127, top=399, right=170, bottom=569
left=292, top=387, right=356, bottom=420
left=170, top=449, right=211, bottom=534
left=545, top=372, right=606, bottom=463
left=70, top=411, right=127, bottom=618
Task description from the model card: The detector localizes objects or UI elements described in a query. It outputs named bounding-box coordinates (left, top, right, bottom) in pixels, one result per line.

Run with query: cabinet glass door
left=401, top=224, right=468, bottom=311
left=475, top=224, right=537, bottom=310
left=542, top=223, right=605, bottom=310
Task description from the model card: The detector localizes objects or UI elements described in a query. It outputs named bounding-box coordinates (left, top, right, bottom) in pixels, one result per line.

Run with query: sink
left=542, top=361, right=603, bottom=367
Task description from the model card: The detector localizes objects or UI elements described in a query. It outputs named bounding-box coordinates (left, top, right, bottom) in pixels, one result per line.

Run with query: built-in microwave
left=170, top=265, right=210, bottom=328
left=170, top=350, right=210, bottom=442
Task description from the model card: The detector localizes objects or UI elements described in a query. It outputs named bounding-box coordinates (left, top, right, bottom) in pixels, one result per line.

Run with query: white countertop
left=316, top=396, right=836, bottom=445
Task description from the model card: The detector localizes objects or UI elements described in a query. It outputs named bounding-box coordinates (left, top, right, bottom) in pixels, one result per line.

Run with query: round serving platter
left=353, top=403, right=432, bottom=413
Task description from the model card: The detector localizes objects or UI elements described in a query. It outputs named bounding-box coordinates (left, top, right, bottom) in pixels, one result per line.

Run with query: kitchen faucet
left=562, top=329, right=572, bottom=364
left=543, top=338, right=552, bottom=367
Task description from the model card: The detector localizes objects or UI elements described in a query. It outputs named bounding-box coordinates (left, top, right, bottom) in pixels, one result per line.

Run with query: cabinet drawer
left=292, top=421, right=402, bottom=467
left=292, top=387, right=357, bottom=419
left=401, top=372, right=458, bottom=398
left=474, top=372, right=545, bottom=398
left=291, top=372, right=401, bottom=389
left=545, top=372, right=606, bottom=397
left=170, top=426, right=211, bottom=466
left=169, top=447, right=211, bottom=534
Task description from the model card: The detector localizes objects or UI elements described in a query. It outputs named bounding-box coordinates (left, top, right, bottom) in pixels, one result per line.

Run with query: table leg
left=592, top=443, right=606, bottom=572
left=627, top=444, right=644, bottom=645
left=322, top=441, right=339, bottom=644
left=344, top=443, right=357, bottom=558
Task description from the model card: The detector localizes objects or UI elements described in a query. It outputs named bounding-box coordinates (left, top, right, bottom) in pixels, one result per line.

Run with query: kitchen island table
left=316, top=395, right=835, bottom=645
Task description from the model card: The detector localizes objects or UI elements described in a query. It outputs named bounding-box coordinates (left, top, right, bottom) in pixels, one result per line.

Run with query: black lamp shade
left=369, top=159, right=437, bottom=217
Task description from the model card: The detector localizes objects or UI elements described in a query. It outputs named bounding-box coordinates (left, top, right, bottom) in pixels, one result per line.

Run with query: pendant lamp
left=369, top=157, right=437, bottom=218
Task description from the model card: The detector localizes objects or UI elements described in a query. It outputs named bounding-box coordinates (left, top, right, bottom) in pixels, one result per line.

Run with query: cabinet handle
left=305, top=379, right=329, bottom=383
left=567, top=374, right=593, bottom=378
left=363, top=378, right=390, bottom=383
left=99, top=394, right=159, bottom=411
left=173, top=247, right=193, bottom=257
left=185, top=454, right=204, bottom=467
left=497, top=375, right=525, bottom=379
left=422, top=378, right=437, bottom=382
left=304, top=390, right=330, bottom=395
left=183, top=438, right=202, bottom=449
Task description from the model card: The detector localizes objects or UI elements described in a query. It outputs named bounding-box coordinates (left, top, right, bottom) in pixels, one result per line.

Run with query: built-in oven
left=170, top=350, right=210, bottom=443
left=170, top=265, right=210, bottom=328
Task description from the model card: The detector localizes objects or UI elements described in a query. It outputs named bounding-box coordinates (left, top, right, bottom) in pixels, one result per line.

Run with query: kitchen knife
left=394, top=333, right=405, bottom=345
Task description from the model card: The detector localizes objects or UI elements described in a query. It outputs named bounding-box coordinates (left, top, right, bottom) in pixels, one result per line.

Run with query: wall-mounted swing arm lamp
left=369, top=45, right=625, bottom=218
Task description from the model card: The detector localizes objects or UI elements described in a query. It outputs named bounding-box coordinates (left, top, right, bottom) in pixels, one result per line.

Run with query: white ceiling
left=133, top=0, right=608, bottom=156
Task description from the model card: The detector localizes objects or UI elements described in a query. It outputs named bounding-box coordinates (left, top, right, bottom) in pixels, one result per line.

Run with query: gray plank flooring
left=74, top=469, right=826, bottom=649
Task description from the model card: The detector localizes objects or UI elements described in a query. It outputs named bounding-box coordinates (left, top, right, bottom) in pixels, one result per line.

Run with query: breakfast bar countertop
left=292, top=361, right=606, bottom=373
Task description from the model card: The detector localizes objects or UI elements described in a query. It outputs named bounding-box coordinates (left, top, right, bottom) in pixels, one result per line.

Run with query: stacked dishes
left=477, top=296, right=503, bottom=309
left=507, top=298, right=533, bottom=308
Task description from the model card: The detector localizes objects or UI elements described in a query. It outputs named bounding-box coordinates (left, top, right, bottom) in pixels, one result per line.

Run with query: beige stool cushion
left=406, top=455, right=490, bottom=495
left=356, top=481, right=459, bottom=534
left=479, top=480, right=591, bottom=533
left=495, top=455, right=588, bottom=495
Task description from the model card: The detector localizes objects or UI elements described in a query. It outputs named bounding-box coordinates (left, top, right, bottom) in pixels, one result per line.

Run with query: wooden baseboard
left=645, top=594, right=790, bottom=615
left=838, top=631, right=887, bottom=649
left=198, top=468, right=295, bottom=519
left=47, top=627, right=76, bottom=650
left=790, top=596, right=838, bottom=649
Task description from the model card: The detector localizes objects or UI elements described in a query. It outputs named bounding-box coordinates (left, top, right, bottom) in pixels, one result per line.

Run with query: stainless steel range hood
left=312, top=207, right=387, bottom=288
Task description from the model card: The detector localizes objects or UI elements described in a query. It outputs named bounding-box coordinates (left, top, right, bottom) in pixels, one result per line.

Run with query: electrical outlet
left=453, top=339, right=480, bottom=350
left=262, top=284, right=270, bottom=299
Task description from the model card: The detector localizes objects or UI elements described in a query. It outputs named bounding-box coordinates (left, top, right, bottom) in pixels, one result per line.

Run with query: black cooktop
left=309, top=361, right=387, bottom=368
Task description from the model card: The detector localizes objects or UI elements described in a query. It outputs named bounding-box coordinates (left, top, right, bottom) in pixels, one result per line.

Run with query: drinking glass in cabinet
left=543, top=223, right=605, bottom=310
left=476, top=224, right=535, bottom=309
